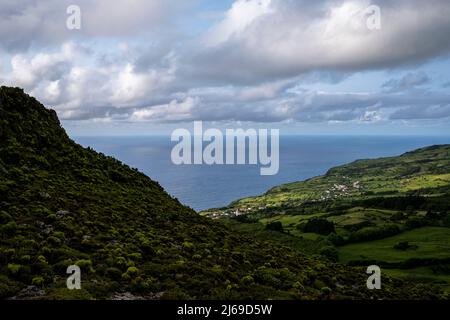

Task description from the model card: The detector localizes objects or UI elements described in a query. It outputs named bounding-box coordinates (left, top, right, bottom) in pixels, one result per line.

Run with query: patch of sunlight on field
left=400, top=174, right=450, bottom=191
left=260, top=212, right=328, bottom=225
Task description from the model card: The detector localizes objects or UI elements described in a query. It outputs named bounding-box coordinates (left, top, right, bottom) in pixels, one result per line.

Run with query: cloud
left=3, top=42, right=82, bottom=88
left=130, top=97, right=199, bottom=122
left=390, top=104, right=450, bottom=120
left=0, top=0, right=187, bottom=51
left=0, top=42, right=178, bottom=117
left=382, top=72, right=431, bottom=92
left=202, top=0, right=273, bottom=47
left=188, top=0, right=450, bottom=84
left=0, top=0, right=450, bottom=130
left=117, top=84, right=450, bottom=124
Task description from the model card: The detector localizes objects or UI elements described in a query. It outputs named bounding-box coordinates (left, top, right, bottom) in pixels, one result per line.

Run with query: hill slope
left=0, top=87, right=442, bottom=299
left=205, top=144, right=450, bottom=218
left=203, top=143, right=450, bottom=293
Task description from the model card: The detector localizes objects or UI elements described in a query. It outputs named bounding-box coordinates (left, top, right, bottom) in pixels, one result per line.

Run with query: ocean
left=74, top=135, right=450, bottom=211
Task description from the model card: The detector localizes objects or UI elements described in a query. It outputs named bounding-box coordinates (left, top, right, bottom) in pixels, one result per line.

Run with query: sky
left=0, top=0, right=450, bottom=136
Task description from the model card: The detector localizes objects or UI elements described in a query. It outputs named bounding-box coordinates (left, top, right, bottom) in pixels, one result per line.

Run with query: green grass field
left=384, top=267, right=450, bottom=291
left=338, top=227, right=450, bottom=263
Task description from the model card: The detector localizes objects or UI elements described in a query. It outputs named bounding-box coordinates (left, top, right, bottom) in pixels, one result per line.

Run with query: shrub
left=302, top=218, right=335, bottom=235
left=75, top=259, right=94, bottom=273
left=53, top=259, right=74, bottom=274
left=0, top=221, right=17, bottom=236
left=122, top=267, right=139, bottom=280
left=319, top=246, right=339, bottom=262
left=292, top=281, right=304, bottom=291
left=254, top=267, right=281, bottom=288
left=47, top=236, right=61, bottom=246
left=182, top=242, right=194, bottom=250
left=32, top=276, right=45, bottom=287
left=17, top=255, right=30, bottom=265
left=431, top=264, right=450, bottom=275
left=0, top=275, right=21, bottom=299
left=394, top=241, right=417, bottom=251
left=128, top=252, right=142, bottom=261
left=127, top=267, right=139, bottom=275
left=348, top=224, right=400, bottom=243
left=114, top=256, right=128, bottom=269
left=265, top=221, right=284, bottom=233
left=7, top=264, right=31, bottom=282
left=0, top=211, right=12, bottom=224
left=240, top=275, right=255, bottom=286
left=327, top=233, right=345, bottom=246
left=37, top=255, right=48, bottom=264
left=405, top=217, right=428, bottom=229
left=390, top=211, right=406, bottom=221
left=7, top=263, right=21, bottom=275
left=192, top=254, right=202, bottom=261
left=105, top=267, right=122, bottom=280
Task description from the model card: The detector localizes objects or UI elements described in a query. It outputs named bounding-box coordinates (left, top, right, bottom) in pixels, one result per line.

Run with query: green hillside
left=204, top=141, right=450, bottom=294
left=2, top=86, right=439, bottom=300
left=206, top=145, right=450, bottom=216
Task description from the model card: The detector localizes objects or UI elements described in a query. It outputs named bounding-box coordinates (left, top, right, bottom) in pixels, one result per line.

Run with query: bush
left=122, top=266, right=139, bottom=280
left=0, top=221, right=17, bottom=236
left=105, top=267, right=122, bottom=280
left=7, top=264, right=31, bottom=282
left=75, top=259, right=94, bottom=273
left=32, top=276, right=45, bottom=287
left=47, top=236, right=61, bottom=246
left=240, top=275, right=255, bottom=286
left=182, top=242, right=194, bottom=250
left=393, top=241, right=417, bottom=251
left=0, top=211, right=12, bottom=224
left=254, top=267, right=281, bottom=288
left=405, top=217, right=428, bottom=229
left=319, top=246, right=339, bottom=262
left=0, top=275, right=21, bottom=299
left=348, top=224, right=401, bottom=243
left=265, top=221, right=284, bottom=233
left=327, top=233, right=345, bottom=246
left=7, top=263, right=21, bottom=275
left=390, top=212, right=406, bottom=221
left=302, top=218, right=335, bottom=235
left=431, top=264, right=450, bottom=275
left=128, top=252, right=142, bottom=261
left=114, top=256, right=128, bottom=269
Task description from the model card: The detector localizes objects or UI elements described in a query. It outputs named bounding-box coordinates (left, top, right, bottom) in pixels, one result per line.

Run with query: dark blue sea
left=74, top=135, right=450, bottom=211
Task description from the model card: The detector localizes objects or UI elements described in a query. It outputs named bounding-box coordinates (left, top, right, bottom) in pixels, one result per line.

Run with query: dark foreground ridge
left=0, top=87, right=443, bottom=299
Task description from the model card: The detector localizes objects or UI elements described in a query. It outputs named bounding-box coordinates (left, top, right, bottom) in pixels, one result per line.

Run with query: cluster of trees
left=297, top=218, right=335, bottom=236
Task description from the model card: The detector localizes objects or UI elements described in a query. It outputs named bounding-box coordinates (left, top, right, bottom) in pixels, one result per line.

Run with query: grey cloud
left=184, top=0, right=450, bottom=84
left=119, top=84, right=450, bottom=124
left=382, top=72, right=431, bottom=92
left=390, top=104, right=450, bottom=120
left=1, top=0, right=450, bottom=128
left=0, top=0, right=188, bottom=52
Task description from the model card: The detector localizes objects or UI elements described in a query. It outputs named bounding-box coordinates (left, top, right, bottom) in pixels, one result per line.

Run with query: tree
left=302, top=218, right=335, bottom=235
